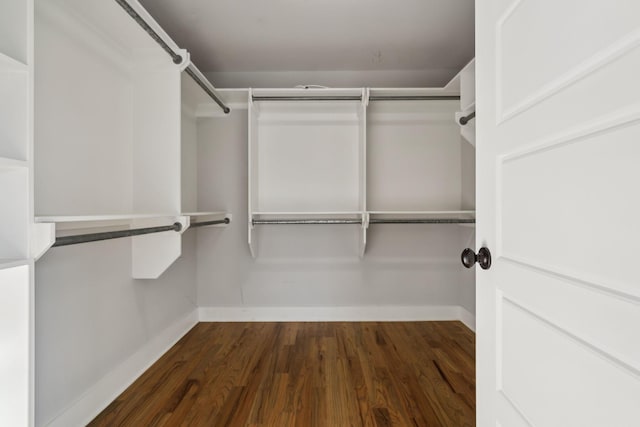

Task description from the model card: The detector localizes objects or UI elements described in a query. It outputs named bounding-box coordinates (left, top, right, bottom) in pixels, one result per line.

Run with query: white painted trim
left=458, top=306, right=476, bottom=332
left=43, top=310, right=199, bottom=427
left=198, top=305, right=476, bottom=325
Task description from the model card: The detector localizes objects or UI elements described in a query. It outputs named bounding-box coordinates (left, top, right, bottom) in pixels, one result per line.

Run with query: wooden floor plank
left=89, top=321, right=475, bottom=426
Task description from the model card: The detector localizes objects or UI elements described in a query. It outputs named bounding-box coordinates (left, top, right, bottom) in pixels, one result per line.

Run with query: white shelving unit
left=0, top=0, right=30, bottom=264
left=32, top=0, right=230, bottom=277
left=0, top=0, right=34, bottom=425
left=248, top=88, right=367, bottom=257
left=247, top=85, right=475, bottom=257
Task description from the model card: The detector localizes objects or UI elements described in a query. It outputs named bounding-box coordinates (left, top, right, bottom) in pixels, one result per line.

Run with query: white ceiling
left=139, top=0, right=475, bottom=87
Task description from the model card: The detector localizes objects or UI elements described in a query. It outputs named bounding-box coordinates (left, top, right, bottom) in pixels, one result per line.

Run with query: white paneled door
left=476, top=0, right=640, bottom=426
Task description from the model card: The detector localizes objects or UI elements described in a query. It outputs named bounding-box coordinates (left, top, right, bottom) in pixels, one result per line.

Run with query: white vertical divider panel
left=459, top=59, right=475, bottom=111
left=131, top=54, right=184, bottom=279
left=180, top=73, right=199, bottom=213
left=131, top=215, right=188, bottom=279
left=0, top=0, right=35, bottom=422
left=455, top=59, right=476, bottom=146
left=0, top=264, right=31, bottom=427
left=0, top=0, right=28, bottom=64
left=247, top=89, right=258, bottom=258
left=359, top=88, right=369, bottom=257
left=0, top=0, right=31, bottom=263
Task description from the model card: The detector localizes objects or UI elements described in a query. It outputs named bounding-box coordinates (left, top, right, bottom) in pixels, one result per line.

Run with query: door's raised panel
left=500, top=116, right=640, bottom=297
left=497, top=0, right=640, bottom=120
left=501, top=299, right=640, bottom=427
left=496, top=41, right=640, bottom=152
left=499, top=260, right=640, bottom=372
left=497, top=392, right=533, bottom=427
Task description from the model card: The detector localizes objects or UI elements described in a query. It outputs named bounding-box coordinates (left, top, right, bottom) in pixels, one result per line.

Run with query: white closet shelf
left=368, top=210, right=475, bottom=219
left=369, top=87, right=461, bottom=99
left=252, top=211, right=363, bottom=219
left=35, top=214, right=185, bottom=233
left=252, top=87, right=363, bottom=99
left=0, top=259, right=29, bottom=270
left=0, top=51, right=27, bottom=72
left=0, top=157, right=28, bottom=169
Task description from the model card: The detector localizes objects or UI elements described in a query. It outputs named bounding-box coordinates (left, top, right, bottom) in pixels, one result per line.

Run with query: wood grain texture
left=89, top=322, right=475, bottom=426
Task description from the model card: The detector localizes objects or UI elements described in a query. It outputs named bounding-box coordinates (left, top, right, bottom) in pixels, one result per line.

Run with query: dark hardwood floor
left=89, top=322, right=475, bottom=426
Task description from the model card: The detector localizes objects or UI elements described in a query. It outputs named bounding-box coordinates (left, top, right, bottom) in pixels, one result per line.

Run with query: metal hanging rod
left=184, top=68, right=230, bottom=114
left=253, top=218, right=363, bottom=225
left=52, top=222, right=182, bottom=247
left=114, top=0, right=230, bottom=114
left=190, top=218, right=231, bottom=228
left=369, top=95, right=461, bottom=101
left=252, top=96, right=362, bottom=102
left=459, top=111, right=476, bottom=125
left=369, top=218, right=475, bottom=224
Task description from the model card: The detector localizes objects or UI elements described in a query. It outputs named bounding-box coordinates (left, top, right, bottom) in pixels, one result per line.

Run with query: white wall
left=34, top=233, right=197, bottom=427
left=196, top=111, right=474, bottom=311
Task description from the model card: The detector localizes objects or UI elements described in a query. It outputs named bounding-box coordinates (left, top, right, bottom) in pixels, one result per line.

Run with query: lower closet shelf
left=34, top=212, right=231, bottom=279
left=368, top=210, right=475, bottom=225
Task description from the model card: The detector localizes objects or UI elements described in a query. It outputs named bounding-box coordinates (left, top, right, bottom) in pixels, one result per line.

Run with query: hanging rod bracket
left=176, top=49, right=191, bottom=71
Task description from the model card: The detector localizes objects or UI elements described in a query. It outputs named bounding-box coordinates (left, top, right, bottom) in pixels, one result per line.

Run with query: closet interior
left=0, top=0, right=476, bottom=425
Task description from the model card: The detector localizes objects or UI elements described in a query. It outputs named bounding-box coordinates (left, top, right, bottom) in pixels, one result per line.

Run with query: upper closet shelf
left=35, top=214, right=188, bottom=233
left=252, top=211, right=363, bottom=217
left=251, top=87, right=364, bottom=102
left=0, top=157, right=28, bottom=169
left=0, top=259, right=30, bottom=271
left=0, top=51, right=27, bottom=72
left=368, top=87, right=460, bottom=101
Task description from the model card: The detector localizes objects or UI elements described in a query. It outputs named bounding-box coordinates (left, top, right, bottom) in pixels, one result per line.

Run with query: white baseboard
left=199, top=305, right=476, bottom=326
left=457, top=307, right=476, bottom=332
left=44, top=310, right=199, bottom=427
